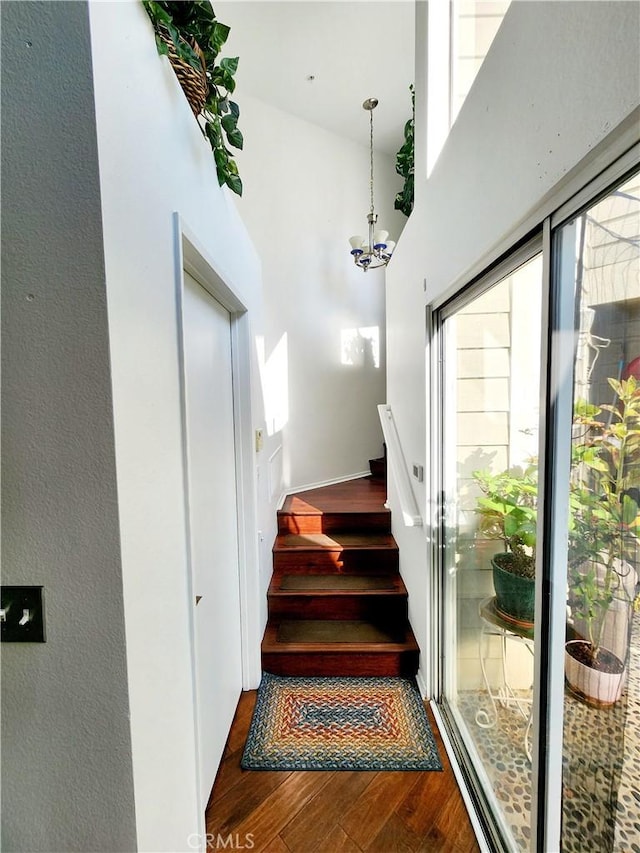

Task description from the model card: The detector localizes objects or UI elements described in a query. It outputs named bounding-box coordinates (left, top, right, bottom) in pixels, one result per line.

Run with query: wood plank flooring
left=205, top=691, right=480, bottom=853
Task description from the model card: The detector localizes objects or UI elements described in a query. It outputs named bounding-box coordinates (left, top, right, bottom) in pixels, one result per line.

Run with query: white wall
left=1, top=3, right=137, bottom=851
left=233, top=94, right=405, bottom=494
left=387, top=0, right=640, bottom=689
left=89, top=2, right=270, bottom=850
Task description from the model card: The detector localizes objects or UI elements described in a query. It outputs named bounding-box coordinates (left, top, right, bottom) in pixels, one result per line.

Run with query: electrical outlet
left=255, top=428, right=264, bottom=452
left=1, top=586, right=46, bottom=642
left=412, top=463, right=424, bottom=483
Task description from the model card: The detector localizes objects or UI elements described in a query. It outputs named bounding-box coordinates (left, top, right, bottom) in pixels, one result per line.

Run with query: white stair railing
left=377, top=404, right=423, bottom=527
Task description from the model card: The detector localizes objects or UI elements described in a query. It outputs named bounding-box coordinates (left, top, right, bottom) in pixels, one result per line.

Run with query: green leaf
left=221, top=113, right=238, bottom=133
left=220, top=56, right=239, bottom=75
left=229, top=100, right=240, bottom=119
left=212, top=67, right=236, bottom=93
left=205, top=120, right=222, bottom=148
left=214, top=146, right=228, bottom=171
left=622, top=493, right=640, bottom=525
left=225, top=127, right=243, bottom=149
left=210, top=21, right=230, bottom=54
left=225, top=172, right=243, bottom=196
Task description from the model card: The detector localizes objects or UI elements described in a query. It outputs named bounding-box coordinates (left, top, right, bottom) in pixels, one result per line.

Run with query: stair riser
left=267, top=595, right=408, bottom=622
left=262, top=651, right=419, bottom=678
left=277, top=512, right=391, bottom=535
left=273, top=549, right=399, bottom=575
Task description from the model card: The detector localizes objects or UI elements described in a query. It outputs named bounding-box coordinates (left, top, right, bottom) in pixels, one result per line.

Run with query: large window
left=434, top=165, right=640, bottom=851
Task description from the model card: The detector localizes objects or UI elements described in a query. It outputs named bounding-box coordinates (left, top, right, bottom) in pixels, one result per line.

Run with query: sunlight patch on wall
left=340, top=326, right=380, bottom=369
left=256, top=333, right=289, bottom=436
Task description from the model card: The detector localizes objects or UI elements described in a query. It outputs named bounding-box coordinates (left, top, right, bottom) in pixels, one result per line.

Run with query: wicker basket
left=158, top=28, right=208, bottom=117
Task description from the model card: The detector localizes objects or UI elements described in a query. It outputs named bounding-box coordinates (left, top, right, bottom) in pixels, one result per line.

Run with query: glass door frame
left=428, top=143, right=640, bottom=852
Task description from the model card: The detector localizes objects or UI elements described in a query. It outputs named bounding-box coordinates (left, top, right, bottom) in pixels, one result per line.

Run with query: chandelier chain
left=369, top=107, right=375, bottom=215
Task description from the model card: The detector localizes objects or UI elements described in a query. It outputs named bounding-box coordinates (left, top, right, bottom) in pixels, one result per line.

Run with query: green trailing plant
left=567, top=376, right=640, bottom=663
left=143, top=0, right=243, bottom=195
left=473, top=463, right=538, bottom=579
left=394, top=84, right=414, bottom=218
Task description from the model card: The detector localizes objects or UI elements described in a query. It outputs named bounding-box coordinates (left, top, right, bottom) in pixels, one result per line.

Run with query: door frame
left=173, top=213, right=262, bottom=804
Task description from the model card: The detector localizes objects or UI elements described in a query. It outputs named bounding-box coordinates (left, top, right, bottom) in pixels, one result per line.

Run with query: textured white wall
left=234, top=94, right=406, bottom=493
left=1, top=3, right=137, bottom=850
left=387, top=0, right=640, bottom=687
left=89, top=2, right=272, bottom=850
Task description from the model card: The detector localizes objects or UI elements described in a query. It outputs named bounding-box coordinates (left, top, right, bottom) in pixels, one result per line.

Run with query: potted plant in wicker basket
left=473, top=463, right=538, bottom=627
left=566, top=376, right=640, bottom=705
left=143, top=0, right=244, bottom=195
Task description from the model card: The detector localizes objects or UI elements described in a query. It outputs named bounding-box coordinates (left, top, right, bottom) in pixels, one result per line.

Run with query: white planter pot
left=565, top=640, right=626, bottom=706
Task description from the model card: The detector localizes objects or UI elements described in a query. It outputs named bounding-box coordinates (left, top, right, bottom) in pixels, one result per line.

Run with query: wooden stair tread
left=263, top=620, right=419, bottom=650
left=276, top=575, right=398, bottom=591
left=281, top=477, right=388, bottom=515
left=274, top=533, right=397, bottom=551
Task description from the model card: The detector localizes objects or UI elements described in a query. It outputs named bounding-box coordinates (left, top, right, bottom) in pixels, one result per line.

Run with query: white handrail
left=377, top=404, right=423, bottom=527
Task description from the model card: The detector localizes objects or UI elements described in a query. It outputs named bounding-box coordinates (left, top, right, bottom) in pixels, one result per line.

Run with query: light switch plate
left=1, top=586, right=46, bottom=642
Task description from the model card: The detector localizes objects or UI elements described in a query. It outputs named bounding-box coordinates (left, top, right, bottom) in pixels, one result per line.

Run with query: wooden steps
left=261, top=476, right=420, bottom=677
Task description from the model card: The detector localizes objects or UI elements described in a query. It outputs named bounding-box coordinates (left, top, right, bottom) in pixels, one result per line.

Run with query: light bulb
left=349, top=235, right=364, bottom=249
left=385, top=241, right=396, bottom=254
left=373, top=230, right=389, bottom=245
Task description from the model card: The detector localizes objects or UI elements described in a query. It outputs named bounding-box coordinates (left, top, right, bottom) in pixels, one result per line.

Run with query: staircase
left=261, top=472, right=420, bottom=677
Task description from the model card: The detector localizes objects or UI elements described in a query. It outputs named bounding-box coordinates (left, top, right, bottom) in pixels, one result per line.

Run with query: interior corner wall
left=88, top=2, right=269, bottom=850
left=386, top=0, right=640, bottom=688
left=1, top=3, right=137, bottom=851
left=233, top=94, right=406, bottom=493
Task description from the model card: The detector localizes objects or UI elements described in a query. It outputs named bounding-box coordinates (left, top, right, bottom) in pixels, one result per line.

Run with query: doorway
left=181, top=270, right=243, bottom=810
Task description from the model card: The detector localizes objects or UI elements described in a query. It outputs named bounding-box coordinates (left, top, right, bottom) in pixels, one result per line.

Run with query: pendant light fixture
left=349, top=98, right=395, bottom=271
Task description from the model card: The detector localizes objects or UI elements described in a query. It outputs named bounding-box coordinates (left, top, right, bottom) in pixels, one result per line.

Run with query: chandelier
left=349, top=98, right=395, bottom=271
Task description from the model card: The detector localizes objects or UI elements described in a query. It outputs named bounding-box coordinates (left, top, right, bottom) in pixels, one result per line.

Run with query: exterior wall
left=387, top=0, right=640, bottom=689
left=233, top=94, right=405, bottom=493
left=88, top=2, right=271, bottom=850
left=1, top=3, right=137, bottom=851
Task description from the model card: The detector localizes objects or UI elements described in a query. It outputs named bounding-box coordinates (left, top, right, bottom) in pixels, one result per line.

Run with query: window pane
left=562, top=172, right=640, bottom=851
left=442, top=254, right=542, bottom=849
left=451, top=1, right=510, bottom=123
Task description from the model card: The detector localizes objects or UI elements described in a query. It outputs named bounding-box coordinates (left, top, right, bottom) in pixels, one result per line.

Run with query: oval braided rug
left=241, top=674, right=442, bottom=771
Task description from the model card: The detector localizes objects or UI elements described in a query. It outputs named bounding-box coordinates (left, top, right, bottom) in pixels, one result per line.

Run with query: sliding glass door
left=438, top=248, right=543, bottom=850
left=433, top=163, right=639, bottom=851
left=557, top=172, right=640, bottom=852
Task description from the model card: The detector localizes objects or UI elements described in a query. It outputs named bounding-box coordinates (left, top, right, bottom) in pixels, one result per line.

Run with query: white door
left=182, top=271, right=242, bottom=810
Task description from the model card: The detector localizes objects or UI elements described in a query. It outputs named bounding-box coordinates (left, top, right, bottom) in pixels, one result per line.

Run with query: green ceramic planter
left=491, top=555, right=535, bottom=626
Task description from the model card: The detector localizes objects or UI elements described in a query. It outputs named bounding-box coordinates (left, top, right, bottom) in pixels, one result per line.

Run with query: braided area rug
left=241, top=674, right=442, bottom=771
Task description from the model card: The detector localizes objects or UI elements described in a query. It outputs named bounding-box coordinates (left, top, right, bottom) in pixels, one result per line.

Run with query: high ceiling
left=214, top=1, right=415, bottom=157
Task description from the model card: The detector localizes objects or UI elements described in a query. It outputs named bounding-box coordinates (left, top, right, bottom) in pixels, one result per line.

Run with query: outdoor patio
left=457, top=611, right=640, bottom=851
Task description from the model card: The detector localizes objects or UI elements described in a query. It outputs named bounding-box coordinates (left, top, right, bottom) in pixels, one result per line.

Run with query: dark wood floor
left=205, top=690, right=480, bottom=853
